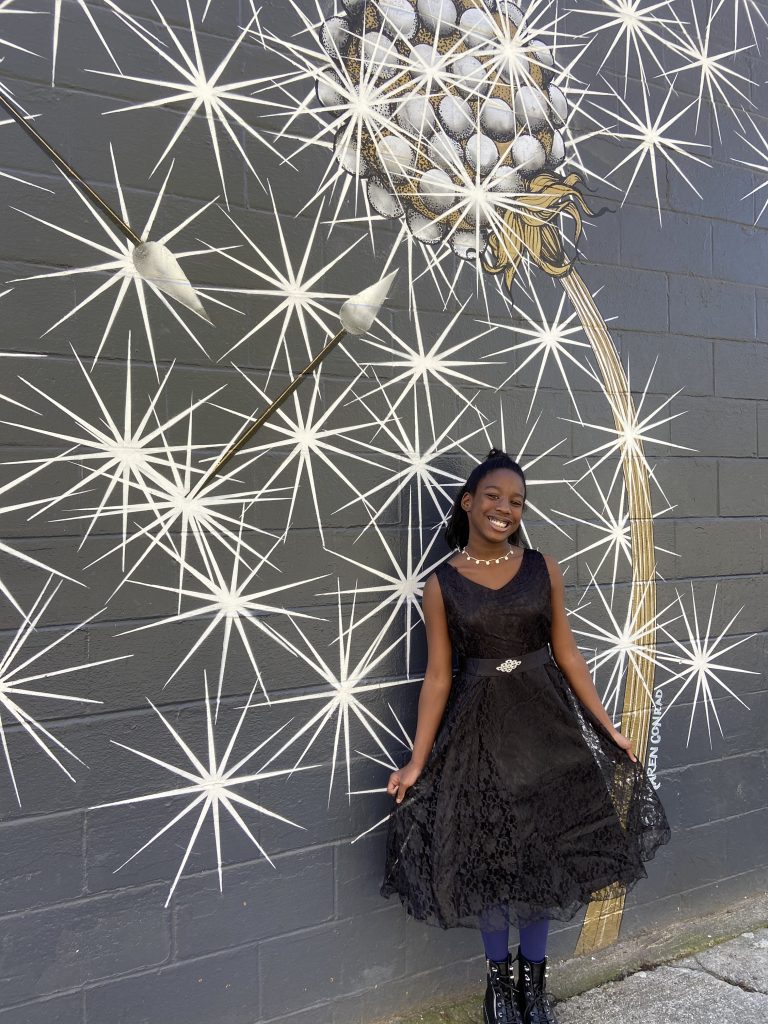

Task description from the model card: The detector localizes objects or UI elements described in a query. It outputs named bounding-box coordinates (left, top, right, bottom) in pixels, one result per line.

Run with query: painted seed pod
left=314, top=0, right=566, bottom=259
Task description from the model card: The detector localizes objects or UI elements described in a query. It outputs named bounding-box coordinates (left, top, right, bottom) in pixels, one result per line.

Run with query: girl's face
left=461, top=468, right=526, bottom=545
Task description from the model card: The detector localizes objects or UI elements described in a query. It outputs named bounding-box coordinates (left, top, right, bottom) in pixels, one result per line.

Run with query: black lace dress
left=380, top=547, right=671, bottom=931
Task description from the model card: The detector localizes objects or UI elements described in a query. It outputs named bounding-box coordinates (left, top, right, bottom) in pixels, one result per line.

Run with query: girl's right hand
left=387, top=760, right=424, bottom=804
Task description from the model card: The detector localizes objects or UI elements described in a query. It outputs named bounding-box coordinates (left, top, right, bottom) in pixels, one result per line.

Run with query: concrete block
left=714, top=340, right=768, bottom=400
left=0, top=992, right=83, bottom=1024
left=674, top=517, right=762, bottom=576
left=620, top=207, right=712, bottom=276
left=0, top=812, right=83, bottom=914
left=713, top=222, right=768, bottom=288
left=670, top=396, right=756, bottom=457
left=576, top=264, right=669, bottom=335
left=173, top=846, right=334, bottom=958
left=718, top=457, right=768, bottom=515
left=84, top=944, right=260, bottom=1024
left=0, top=886, right=170, bottom=1004
left=258, top=907, right=406, bottom=1019
left=669, top=277, right=756, bottom=341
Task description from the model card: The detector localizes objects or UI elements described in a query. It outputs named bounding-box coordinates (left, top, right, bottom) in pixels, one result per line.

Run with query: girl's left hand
left=610, top=728, right=637, bottom=762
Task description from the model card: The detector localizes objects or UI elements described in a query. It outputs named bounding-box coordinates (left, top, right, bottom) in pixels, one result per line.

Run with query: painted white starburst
left=355, top=296, right=498, bottom=438
left=481, top=286, right=602, bottom=420
left=254, top=584, right=416, bottom=804
left=568, top=571, right=684, bottom=720
left=206, top=193, right=366, bottom=380
left=212, top=364, right=391, bottom=545
left=91, top=674, right=313, bottom=906
left=573, top=0, right=679, bottom=93
left=10, top=148, right=221, bottom=373
left=663, top=0, right=754, bottom=140
left=563, top=357, right=694, bottom=497
left=77, top=402, right=285, bottom=600
left=655, top=581, right=756, bottom=744
left=336, top=386, right=488, bottom=535
left=733, top=114, right=768, bottom=224
left=0, top=339, right=225, bottom=560
left=119, top=515, right=325, bottom=711
left=94, top=0, right=285, bottom=205
left=551, top=462, right=676, bottom=597
left=0, top=577, right=129, bottom=803
left=586, top=78, right=710, bottom=219
left=325, top=509, right=448, bottom=675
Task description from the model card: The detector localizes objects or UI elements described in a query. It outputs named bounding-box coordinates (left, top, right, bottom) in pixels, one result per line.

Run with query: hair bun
left=486, top=447, right=505, bottom=459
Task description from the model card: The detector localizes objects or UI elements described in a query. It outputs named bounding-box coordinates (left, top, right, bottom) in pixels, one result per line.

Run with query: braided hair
left=444, top=449, right=527, bottom=551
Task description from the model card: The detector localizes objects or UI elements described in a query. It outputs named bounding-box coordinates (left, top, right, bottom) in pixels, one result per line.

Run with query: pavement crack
left=668, top=959, right=765, bottom=996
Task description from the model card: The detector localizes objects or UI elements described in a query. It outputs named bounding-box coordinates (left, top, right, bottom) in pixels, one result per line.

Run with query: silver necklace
left=460, top=545, right=519, bottom=566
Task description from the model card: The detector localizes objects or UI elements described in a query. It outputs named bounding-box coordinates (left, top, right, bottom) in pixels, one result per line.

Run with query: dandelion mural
left=0, top=0, right=763, bottom=1015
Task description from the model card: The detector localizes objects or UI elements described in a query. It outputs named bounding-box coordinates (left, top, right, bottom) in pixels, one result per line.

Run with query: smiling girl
left=381, top=449, right=670, bottom=1024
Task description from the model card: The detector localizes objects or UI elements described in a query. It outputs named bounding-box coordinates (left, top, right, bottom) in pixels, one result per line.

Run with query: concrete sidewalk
left=558, top=928, right=768, bottom=1023
left=380, top=892, right=768, bottom=1024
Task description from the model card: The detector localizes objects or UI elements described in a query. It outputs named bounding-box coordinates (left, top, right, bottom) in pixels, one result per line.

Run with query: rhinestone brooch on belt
left=496, top=658, right=522, bottom=672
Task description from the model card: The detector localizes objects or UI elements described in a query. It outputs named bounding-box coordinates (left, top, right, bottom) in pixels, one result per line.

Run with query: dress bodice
left=435, top=547, right=552, bottom=659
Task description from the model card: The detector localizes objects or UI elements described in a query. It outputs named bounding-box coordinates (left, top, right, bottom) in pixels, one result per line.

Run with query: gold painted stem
left=561, top=270, right=658, bottom=954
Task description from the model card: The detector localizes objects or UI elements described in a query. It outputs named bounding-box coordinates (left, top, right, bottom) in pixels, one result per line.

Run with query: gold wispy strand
left=486, top=172, right=592, bottom=289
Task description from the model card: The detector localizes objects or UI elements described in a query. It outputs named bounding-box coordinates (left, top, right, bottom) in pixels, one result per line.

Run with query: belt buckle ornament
left=496, top=657, right=522, bottom=673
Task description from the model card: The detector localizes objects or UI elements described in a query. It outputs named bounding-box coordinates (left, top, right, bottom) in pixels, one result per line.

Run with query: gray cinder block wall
left=0, top=2, right=766, bottom=1022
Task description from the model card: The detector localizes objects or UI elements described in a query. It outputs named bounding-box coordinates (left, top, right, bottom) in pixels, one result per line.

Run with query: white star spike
left=253, top=584, right=416, bottom=805
left=91, top=674, right=312, bottom=906
left=726, top=0, right=768, bottom=48
left=663, top=0, right=754, bottom=140
left=0, top=0, right=42, bottom=59
left=119, top=515, right=326, bottom=711
left=0, top=79, right=54, bottom=192
left=0, top=339, right=226, bottom=560
left=94, top=0, right=285, bottom=205
left=734, top=115, right=768, bottom=224
left=325, top=509, right=448, bottom=675
left=587, top=78, right=710, bottom=220
left=49, top=0, right=128, bottom=84
left=10, top=149, right=220, bottom=374
left=563, top=357, right=694, bottom=497
left=574, top=0, right=679, bottom=93
left=656, top=582, right=756, bottom=746
left=207, top=194, right=366, bottom=379
left=480, top=287, right=601, bottom=420
left=568, top=571, right=684, bottom=721
left=0, top=577, right=129, bottom=804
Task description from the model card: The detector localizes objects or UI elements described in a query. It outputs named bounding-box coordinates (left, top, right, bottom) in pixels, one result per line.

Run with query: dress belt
left=459, top=646, right=554, bottom=676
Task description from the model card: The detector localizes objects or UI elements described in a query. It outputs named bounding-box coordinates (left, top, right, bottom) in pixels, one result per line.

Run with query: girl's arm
left=387, top=573, right=454, bottom=802
left=543, top=553, right=637, bottom=763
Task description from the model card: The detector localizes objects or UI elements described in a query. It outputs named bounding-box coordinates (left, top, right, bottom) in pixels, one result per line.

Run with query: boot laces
left=521, top=961, right=558, bottom=1024
left=487, top=960, right=522, bottom=1024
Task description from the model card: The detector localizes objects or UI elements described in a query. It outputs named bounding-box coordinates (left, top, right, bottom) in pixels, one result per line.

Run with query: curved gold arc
left=561, top=271, right=658, bottom=954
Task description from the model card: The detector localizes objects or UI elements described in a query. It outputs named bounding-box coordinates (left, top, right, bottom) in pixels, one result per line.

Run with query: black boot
left=483, top=953, right=524, bottom=1024
left=516, top=948, right=560, bottom=1024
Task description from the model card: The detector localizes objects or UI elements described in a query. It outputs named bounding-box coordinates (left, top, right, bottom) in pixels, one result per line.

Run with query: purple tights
left=481, top=916, right=550, bottom=963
